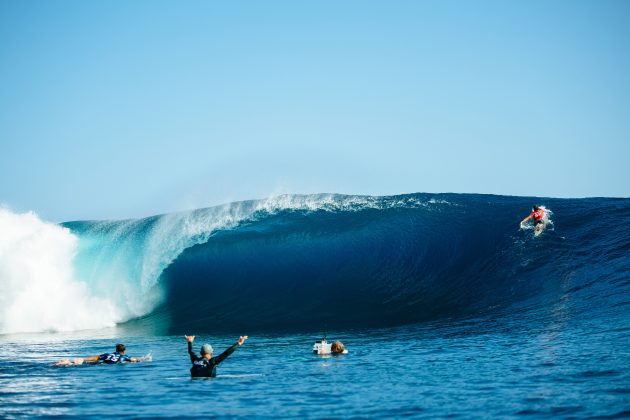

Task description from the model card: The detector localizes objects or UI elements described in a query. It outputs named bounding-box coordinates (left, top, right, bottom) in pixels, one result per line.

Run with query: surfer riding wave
left=520, top=205, right=550, bottom=236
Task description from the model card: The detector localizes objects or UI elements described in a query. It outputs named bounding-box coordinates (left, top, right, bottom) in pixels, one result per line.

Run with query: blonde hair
left=331, top=341, right=345, bottom=354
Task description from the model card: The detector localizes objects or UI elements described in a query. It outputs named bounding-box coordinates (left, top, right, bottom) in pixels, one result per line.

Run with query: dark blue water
left=1, top=315, right=628, bottom=418
left=0, top=193, right=629, bottom=417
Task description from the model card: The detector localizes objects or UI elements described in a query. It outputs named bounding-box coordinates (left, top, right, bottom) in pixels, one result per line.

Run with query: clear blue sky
left=1, top=0, right=629, bottom=221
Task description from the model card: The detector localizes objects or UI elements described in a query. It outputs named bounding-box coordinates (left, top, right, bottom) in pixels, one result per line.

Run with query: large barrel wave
left=1, top=193, right=628, bottom=334
left=151, top=194, right=630, bottom=332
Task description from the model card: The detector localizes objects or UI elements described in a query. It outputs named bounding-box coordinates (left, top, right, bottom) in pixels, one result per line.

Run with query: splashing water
left=0, top=208, right=118, bottom=333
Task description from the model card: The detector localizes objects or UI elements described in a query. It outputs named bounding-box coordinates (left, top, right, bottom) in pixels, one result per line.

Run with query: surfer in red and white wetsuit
left=520, top=205, right=546, bottom=234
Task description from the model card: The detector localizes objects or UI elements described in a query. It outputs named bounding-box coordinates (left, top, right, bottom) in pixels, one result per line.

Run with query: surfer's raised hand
left=185, top=335, right=195, bottom=343
left=238, top=336, right=248, bottom=345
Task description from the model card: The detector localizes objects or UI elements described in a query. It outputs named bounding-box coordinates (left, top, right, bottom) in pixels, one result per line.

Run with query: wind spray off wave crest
left=0, top=208, right=118, bottom=333
left=139, top=193, right=433, bottom=291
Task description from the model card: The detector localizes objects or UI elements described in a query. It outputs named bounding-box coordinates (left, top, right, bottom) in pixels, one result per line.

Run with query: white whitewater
left=0, top=208, right=119, bottom=334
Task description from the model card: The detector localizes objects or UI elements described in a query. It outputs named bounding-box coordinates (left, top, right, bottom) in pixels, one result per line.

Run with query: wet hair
left=116, top=344, right=126, bottom=353
left=532, top=205, right=540, bottom=211
left=331, top=341, right=345, bottom=354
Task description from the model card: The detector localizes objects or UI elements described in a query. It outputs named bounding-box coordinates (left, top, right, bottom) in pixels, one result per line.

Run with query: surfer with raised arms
left=520, top=205, right=546, bottom=236
left=185, top=335, right=248, bottom=378
left=54, top=343, right=141, bottom=366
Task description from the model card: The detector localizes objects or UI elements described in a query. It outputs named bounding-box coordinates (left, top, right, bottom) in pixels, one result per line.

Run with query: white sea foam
left=0, top=208, right=119, bottom=334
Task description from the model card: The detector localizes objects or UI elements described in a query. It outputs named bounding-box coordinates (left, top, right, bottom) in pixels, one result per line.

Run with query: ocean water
left=0, top=193, right=628, bottom=418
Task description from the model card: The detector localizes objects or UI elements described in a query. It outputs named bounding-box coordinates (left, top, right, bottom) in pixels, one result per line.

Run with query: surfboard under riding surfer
left=520, top=205, right=546, bottom=236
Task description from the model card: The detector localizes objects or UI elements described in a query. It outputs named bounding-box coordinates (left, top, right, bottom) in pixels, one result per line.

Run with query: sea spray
left=0, top=208, right=118, bottom=333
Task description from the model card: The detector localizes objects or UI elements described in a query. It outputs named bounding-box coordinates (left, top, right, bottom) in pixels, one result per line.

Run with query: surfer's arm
left=186, top=341, right=199, bottom=363
left=214, top=336, right=247, bottom=365
left=520, top=215, right=532, bottom=224
left=213, top=343, right=239, bottom=365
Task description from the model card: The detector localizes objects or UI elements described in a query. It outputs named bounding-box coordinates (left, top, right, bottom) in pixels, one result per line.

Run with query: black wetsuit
left=188, top=342, right=240, bottom=378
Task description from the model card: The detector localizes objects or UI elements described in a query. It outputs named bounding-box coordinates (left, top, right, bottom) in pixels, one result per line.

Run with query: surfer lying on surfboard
left=520, top=205, right=547, bottom=236
left=54, top=343, right=143, bottom=366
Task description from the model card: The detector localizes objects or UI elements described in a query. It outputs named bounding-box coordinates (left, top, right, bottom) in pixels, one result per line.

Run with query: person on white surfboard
left=53, top=343, right=143, bottom=366
left=520, top=205, right=547, bottom=236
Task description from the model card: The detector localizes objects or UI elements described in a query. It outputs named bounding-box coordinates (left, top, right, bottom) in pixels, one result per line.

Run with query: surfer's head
left=201, top=343, right=213, bottom=358
left=331, top=341, right=345, bottom=354
left=532, top=205, right=540, bottom=211
left=116, top=344, right=126, bottom=354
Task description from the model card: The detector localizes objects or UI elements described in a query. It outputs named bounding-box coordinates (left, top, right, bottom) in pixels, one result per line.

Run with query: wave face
left=2, top=194, right=629, bottom=334
left=155, top=195, right=630, bottom=332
